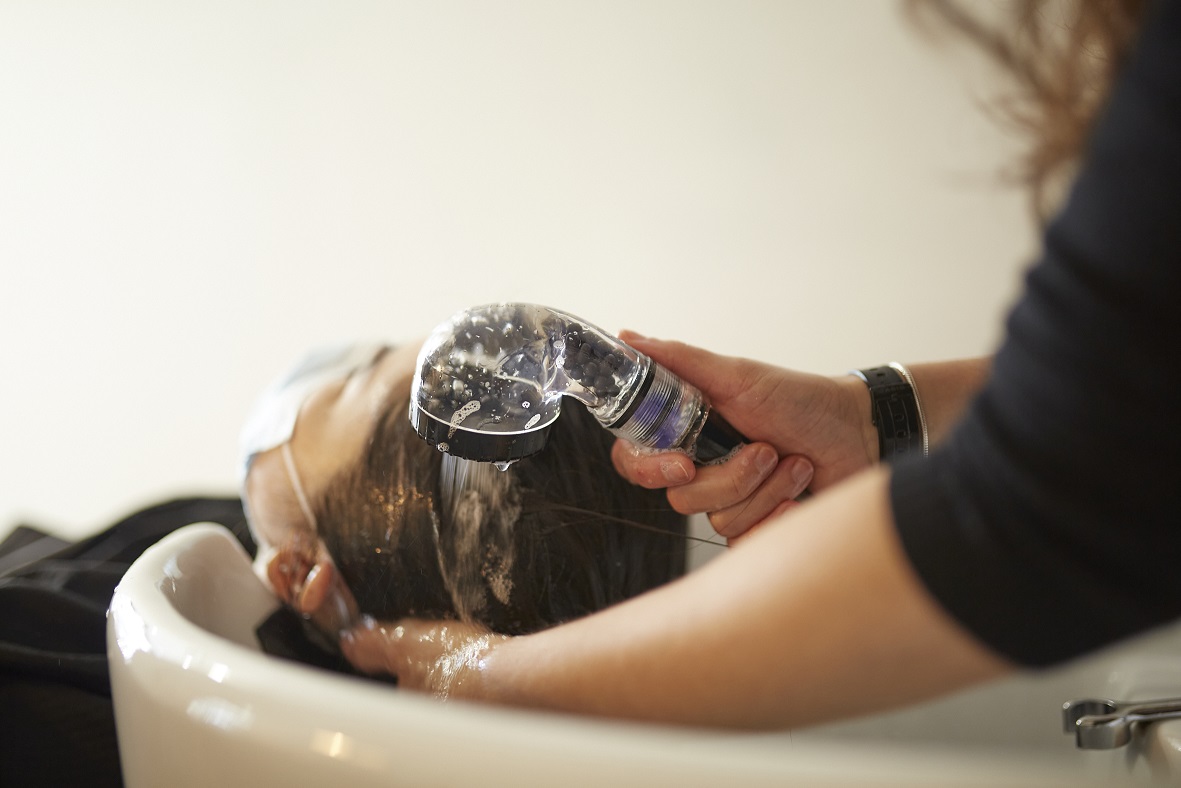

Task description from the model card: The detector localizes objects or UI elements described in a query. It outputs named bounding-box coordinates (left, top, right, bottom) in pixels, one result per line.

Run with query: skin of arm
left=341, top=465, right=1010, bottom=729
left=901, top=358, right=991, bottom=449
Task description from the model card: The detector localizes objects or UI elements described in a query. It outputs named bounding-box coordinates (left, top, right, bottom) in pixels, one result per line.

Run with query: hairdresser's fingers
left=664, top=443, right=779, bottom=515
left=617, top=331, right=761, bottom=406
left=708, top=455, right=813, bottom=540
left=610, top=439, right=696, bottom=489
left=296, top=560, right=334, bottom=614
left=727, top=498, right=800, bottom=547
left=266, top=546, right=314, bottom=606
left=295, top=559, right=361, bottom=635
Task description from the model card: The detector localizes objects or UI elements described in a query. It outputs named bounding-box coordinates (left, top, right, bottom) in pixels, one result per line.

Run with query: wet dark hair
left=314, top=381, right=687, bottom=636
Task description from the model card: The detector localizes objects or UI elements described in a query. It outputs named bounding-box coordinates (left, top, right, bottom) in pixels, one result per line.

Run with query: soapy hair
left=908, top=0, right=1148, bottom=217
left=314, top=381, right=687, bottom=636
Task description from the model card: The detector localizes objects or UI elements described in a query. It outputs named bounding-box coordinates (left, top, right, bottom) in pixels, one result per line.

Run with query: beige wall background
left=0, top=1, right=1036, bottom=540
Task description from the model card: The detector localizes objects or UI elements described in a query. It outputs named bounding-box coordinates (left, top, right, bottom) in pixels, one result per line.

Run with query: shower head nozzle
left=408, top=303, right=569, bottom=463
left=407, top=397, right=555, bottom=463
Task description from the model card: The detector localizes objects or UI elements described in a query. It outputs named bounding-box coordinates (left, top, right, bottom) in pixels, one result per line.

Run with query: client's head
left=240, top=342, right=686, bottom=640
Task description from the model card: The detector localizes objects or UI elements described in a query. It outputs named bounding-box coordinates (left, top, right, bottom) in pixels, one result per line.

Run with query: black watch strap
left=852, top=365, right=925, bottom=462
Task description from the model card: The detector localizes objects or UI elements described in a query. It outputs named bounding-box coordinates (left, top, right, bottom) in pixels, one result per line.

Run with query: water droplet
left=521, top=401, right=531, bottom=409
left=493, top=460, right=517, bottom=472
left=525, top=414, right=541, bottom=429
left=436, top=442, right=449, bottom=452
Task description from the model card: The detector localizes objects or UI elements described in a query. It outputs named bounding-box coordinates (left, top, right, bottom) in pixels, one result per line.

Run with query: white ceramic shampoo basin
left=108, top=523, right=1181, bottom=787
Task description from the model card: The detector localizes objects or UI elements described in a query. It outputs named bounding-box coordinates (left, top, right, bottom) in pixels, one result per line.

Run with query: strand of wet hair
left=523, top=500, right=727, bottom=548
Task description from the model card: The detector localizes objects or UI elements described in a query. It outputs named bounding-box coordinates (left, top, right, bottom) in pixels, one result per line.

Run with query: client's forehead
left=249, top=341, right=423, bottom=549
left=289, top=342, right=420, bottom=496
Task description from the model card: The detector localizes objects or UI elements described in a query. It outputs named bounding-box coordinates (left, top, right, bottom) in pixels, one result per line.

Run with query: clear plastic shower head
left=409, top=303, right=744, bottom=464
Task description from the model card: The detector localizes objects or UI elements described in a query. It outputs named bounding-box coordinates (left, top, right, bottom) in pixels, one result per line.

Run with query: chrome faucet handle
left=1063, top=696, right=1181, bottom=749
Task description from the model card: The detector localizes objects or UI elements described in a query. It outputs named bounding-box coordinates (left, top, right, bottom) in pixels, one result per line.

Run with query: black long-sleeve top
left=891, top=0, right=1181, bottom=667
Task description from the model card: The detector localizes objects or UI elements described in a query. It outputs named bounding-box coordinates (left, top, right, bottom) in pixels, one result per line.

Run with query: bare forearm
left=903, top=358, right=991, bottom=447
left=476, top=467, right=1009, bottom=729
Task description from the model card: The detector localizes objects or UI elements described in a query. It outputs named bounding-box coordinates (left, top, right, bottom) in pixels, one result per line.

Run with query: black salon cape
left=892, top=0, right=1181, bottom=667
left=0, top=498, right=251, bottom=788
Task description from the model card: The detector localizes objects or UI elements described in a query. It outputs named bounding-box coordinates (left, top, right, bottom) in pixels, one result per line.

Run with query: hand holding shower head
left=409, top=303, right=745, bottom=465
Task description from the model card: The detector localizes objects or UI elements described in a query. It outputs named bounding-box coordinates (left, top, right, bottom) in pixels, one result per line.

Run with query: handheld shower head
left=409, top=303, right=744, bottom=465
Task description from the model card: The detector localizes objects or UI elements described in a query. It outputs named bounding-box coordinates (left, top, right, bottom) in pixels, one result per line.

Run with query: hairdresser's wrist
left=466, top=633, right=583, bottom=714
left=467, top=633, right=549, bottom=707
left=835, top=373, right=880, bottom=465
left=462, top=641, right=504, bottom=704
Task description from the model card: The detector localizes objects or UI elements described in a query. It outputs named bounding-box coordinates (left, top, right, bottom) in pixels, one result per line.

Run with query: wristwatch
left=851, top=364, right=928, bottom=461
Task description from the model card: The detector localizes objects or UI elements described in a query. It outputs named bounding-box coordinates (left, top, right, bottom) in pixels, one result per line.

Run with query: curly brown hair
left=908, top=0, right=1149, bottom=217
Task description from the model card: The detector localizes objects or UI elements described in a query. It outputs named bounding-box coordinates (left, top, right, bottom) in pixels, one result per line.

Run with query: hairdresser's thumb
left=618, top=330, right=747, bottom=404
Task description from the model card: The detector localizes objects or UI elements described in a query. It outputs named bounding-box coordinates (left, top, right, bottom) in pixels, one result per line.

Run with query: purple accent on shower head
left=629, top=381, right=683, bottom=449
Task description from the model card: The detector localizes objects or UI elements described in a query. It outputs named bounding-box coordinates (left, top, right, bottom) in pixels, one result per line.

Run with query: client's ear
left=265, top=543, right=317, bottom=607
left=266, top=542, right=359, bottom=635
